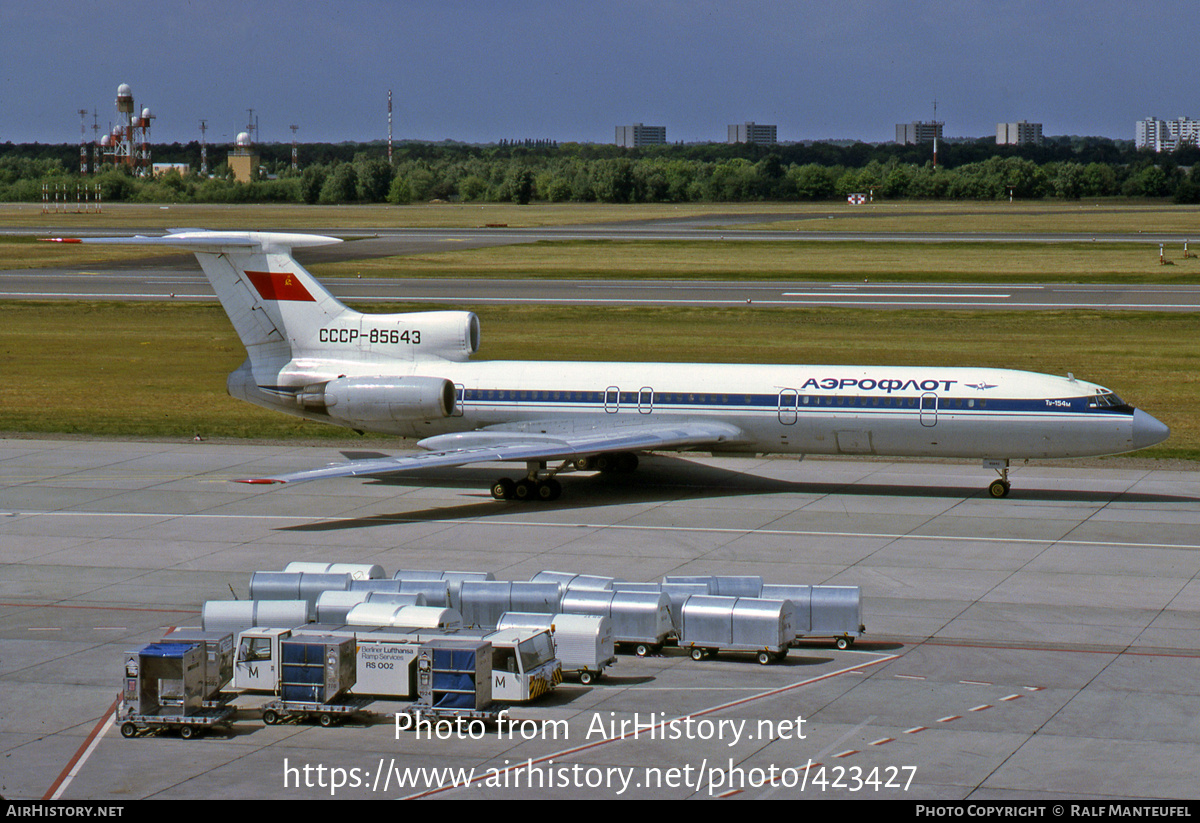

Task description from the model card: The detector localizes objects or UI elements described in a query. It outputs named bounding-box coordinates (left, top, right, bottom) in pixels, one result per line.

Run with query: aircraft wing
left=237, top=420, right=745, bottom=484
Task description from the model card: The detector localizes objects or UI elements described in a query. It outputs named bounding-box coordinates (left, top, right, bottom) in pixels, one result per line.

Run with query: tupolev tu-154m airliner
left=48, top=230, right=1170, bottom=500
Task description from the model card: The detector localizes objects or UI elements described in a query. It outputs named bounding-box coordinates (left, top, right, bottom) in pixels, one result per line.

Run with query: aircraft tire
left=988, top=479, right=1011, bottom=499
left=615, top=452, right=639, bottom=472
left=491, top=478, right=515, bottom=500
left=537, top=478, right=562, bottom=501
left=513, top=479, right=536, bottom=500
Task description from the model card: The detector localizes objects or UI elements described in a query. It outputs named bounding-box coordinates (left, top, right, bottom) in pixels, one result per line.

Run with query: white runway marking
left=8, top=509, right=1200, bottom=551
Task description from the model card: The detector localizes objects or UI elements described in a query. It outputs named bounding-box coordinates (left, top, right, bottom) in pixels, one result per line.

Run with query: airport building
left=728, top=122, right=777, bottom=145
left=895, top=121, right=943, bottom=144
left=1136, top=116, right=1200, bottom=152
left=615, top=123, right=667, bottom=148
left=996, top=121, right=1043, bottom=146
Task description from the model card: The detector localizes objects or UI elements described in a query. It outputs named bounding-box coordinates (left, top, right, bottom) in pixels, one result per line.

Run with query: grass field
left=758, top=201, right=1200, bottom=235
left=1, top=301, right=1194, bottom=459
left=4, top=199, right=1199, bottom=234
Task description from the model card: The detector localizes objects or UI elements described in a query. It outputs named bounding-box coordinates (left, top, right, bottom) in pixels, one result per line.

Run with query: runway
left=5, top=270, right=1200, bottom=311
left=3, top=437, right=1199, bottom=799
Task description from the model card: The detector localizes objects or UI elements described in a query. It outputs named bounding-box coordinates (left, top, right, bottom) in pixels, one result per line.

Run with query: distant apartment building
left=728, top=122, right=778, bottom=145
left=615, top=123, right=667, bottom=148
left=1136, top=117, right=1200, bottom=152
left=997, top=121, right=1043, bottom=145
left=895, top=121, right=943, bottom=144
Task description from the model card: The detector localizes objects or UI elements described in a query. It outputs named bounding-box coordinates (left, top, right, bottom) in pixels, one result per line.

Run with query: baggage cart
left=760, top=584, right=865, bottom=648
left=679, top=596, right=796, bottom=664
left=560, top=590, right=673, bottom=656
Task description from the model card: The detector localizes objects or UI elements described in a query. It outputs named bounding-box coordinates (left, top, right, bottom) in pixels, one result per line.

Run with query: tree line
left=3, top=137, right=1198, bottom=204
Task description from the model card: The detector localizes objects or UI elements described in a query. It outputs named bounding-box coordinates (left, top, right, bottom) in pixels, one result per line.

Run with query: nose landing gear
left=985, top=458, right=1011, bottom=498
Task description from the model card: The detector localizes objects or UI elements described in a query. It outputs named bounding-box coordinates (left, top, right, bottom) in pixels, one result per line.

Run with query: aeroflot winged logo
left=245, top=270, right=315, bottom=302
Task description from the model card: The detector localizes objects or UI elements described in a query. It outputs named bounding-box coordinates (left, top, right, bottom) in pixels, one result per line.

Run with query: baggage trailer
left=118, top=642, right=235, bottom=739
left=560, top=589, right=673, bottom=656
left=760, top=584, right=865, bottom=649
left=679, top=596, right=796, bottom=664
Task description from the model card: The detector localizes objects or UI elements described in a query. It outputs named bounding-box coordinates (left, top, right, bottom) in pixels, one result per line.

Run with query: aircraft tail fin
left=46, top=231, right=351, bottom=371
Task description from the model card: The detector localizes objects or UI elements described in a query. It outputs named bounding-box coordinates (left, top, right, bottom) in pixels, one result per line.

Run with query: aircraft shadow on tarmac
left=279, top=454, right=1192, bottom=533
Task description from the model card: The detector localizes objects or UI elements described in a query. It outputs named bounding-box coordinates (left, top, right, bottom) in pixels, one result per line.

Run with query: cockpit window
left=1088, top=391, right=1126, bottom=409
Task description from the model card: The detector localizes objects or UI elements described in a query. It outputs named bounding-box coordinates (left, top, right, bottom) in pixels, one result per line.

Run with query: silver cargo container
left=283, top=562, right=385, bottom=581
left=496, top=612, right=616, bottom=684
left=344, top=603, right=463, bottom=630
left=393, top=570, right=494, bottom=612
left=662, top=575, right=763, bottom=597
left=659, top=583, right=711, bottom=629
left=460, top=581, right=562, bottom=629
left=530, top=571, right=616, bottom=592
left=364, top=592, right=427, bottom=607
left=315, top=590, right=371, bottom=624
left=679, top=596, right=795, bottom=664
left=395, top=580, right=451, bottom=609
left=559, top=590, right=673, bottom=656
left=349, top=579, right=405, bottom=594
left=248, top=571, right=353, bottom=619
left=202, top=600, right=310, bottom=633
left=160, top=629, right=235, bottom=700
left=760, top=584, right=864, bottom=648
left=712, top=576, right=764, bottom=598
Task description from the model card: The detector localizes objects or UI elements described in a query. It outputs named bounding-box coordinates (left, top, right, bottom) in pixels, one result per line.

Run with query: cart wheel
left=179, top=725, right=196, bottom=740
left=635, top=643, right=650, bottom=657
left=836, top=637, right=849, bottom=650
left=318, top=713, right=334, bottom=728
left=690, top=647, right=705, bottom=661
left=579, top=671, right=594, bottom=685
left=120, top=722, right=138, bottom=739
left=757, top=651, right=772, bottom=665
left=262, top=709, right=279, bottom=725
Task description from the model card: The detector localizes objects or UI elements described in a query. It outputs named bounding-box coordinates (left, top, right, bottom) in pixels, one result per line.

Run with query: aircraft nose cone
left=1132, top=408, right=1170, bottom=450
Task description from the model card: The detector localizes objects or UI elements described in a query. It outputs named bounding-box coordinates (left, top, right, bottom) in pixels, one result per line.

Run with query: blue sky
left=2, top=1, right=1195, bottom=146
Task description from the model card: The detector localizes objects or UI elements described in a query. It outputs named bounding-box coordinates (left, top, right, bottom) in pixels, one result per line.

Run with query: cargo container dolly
left=259, top=695, right=373, bottom=728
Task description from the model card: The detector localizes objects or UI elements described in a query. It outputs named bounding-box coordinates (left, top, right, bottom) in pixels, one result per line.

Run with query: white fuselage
left=232, top=357, right=1146, bottom=461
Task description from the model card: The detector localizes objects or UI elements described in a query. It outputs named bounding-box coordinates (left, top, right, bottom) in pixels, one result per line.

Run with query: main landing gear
left=490, top=452, right=640, bottom=502
left=985, top=458, right=1011, bottom=498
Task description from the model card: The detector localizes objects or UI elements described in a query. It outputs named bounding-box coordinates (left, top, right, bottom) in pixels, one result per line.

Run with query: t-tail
left=44, top=230, right=480, bottom=427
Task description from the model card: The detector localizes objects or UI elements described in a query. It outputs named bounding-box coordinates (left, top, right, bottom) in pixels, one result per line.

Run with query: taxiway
left=2, top=437, right=1199, bottom=799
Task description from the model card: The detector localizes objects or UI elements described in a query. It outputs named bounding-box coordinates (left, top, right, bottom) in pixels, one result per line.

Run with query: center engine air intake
left=298, top=376, right=455, bottom=422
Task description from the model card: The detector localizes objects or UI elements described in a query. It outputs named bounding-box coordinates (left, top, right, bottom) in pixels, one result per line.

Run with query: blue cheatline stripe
left=456, top=388, right=1132, bottom=416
